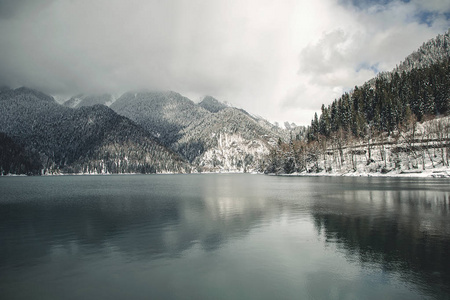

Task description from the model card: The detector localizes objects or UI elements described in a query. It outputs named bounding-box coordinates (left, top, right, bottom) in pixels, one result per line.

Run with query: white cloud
left=0, top=0, right=448, bottom=125
left=280, top=0, right=450, bottom=124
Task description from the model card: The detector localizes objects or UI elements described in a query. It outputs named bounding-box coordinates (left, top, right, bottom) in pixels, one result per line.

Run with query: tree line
left=266, top=57, right=450, bottom=174
left=307, top=57, right=449, bottom=142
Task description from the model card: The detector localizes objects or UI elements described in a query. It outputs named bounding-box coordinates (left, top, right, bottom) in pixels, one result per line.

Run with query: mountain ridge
left=0, top=88, right=189, bottom=174
left=110, top=90, right=286, bottom=172
left=1, top=30, right=449, bottom=175
left=63, top=93, right=116, bottom=109
left=395, top=29, right=450, bottom=73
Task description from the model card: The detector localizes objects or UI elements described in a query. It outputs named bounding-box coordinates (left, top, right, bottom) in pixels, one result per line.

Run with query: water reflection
left=312, top=188, right=450, bottom=298
left=1, top=175, right=449, bottom=299
left=0, top=175, right=288, bottom=268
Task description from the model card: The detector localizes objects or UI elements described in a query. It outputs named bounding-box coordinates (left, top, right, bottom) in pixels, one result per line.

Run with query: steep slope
left=0, top=87, right=189, bottom=174
left=396, top=29, right=450, bottom=73
left=63, top=93, right=115, bottom=108
left=111, top=91, right=209, bottom=146
left=111, top=91, right=285, bottom=172
left=178, top=108, right=280, bottom=172
left=271, top=30, right=450, bottom=175
left=306, top=29, right=450, bottom=143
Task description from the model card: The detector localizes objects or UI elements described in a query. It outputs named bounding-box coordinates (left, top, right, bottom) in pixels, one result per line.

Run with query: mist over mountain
left=0, top=87, right=291, bottom=174
left=0, top=30, right=449, bottom=176
left=110, top=91, right=287, bottom=172
left=63, top=94, right=116, bottom=109
left=111, top=91, right=209, bottom=146
left=198, top=96, right=228, bottom=113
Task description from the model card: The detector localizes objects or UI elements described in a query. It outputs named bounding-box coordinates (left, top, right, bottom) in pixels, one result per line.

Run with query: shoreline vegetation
left=2, top=115, right=449, bottom=178
left=1, top=168, right=449, bottom=178
left=272, top=168, right=450, bottom=178
left=265, top=34, right=450, bottom=179
left=267, top=116, right=450, bottom=178
left=1, top=32, right=449, bottom=177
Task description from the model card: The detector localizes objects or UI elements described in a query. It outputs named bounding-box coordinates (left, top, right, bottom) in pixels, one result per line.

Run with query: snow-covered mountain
left=6, top=29, right=447, bottom=176
left=0, top=87, right=189, bottom=174
left=111, top=91, right=209, bottom=146
left=63, top=93, right=116, bottom=108
left=395, top=29, right=450, bottom=73
left=0, top=87, right=290, bottom=174
left=271, top=29, right=450, bottom=176
left=365, top=29, right=450, bottom=88
left=176, top=107, right=280, bottom=172
left=198, top=95, right=228, bottom=113
left=110, top=91, right=285, bottom=172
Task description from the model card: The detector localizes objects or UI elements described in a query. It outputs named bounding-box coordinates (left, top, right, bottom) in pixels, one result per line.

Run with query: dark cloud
left=0, top=0, right=292, bottom=110
left=0, top=0, right=448, bottom=125
left=0, top=0, right=55, bottom=19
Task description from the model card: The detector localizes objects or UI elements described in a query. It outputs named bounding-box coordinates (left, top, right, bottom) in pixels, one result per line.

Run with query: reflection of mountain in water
left=3, top=176, right=450, bottom=299
left=312, top=190, right=450, bottom=298
left=0, top=175, right=288, bottom=269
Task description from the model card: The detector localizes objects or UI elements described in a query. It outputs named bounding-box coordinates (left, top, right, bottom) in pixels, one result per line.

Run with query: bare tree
left=431, top=117, right=450, bottom=167
left=399, top=113, right=419, bottom=169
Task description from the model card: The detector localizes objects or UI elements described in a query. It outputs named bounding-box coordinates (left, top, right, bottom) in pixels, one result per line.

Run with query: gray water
left=0, top=174, right=449, bottom=300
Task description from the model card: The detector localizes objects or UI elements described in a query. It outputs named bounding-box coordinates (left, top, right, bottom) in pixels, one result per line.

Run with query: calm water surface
left=0, top=174, right=449, bottom=299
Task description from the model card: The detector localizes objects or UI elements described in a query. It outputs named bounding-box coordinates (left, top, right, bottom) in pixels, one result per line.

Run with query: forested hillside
left=307, top=57, right=449, bottom=141
left=176, top=107, right=280, bottom=172
left=111, top=91, right=209, bottom=147
left=111, top=91, right=286, bottom=172
left=396, top=29, right=450, bottom=73
left=2, top=30, right=448, bottom=176
left=0, top=87, right=189, bottom=174
left=0, top=132, right=41, bottom=175
left=0, top=87, right=292, bottom=175
left=267, top=30, right=450, bottom=176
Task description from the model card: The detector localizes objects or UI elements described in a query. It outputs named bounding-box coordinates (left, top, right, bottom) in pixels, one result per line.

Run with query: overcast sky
left=0, top=0, right=449, bottom=125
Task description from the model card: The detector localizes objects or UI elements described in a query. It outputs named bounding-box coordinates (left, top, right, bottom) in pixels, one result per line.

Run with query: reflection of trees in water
left=312, top=191, right=450, bottom=298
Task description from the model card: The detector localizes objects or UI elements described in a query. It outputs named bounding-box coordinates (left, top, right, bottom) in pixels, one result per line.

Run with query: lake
left=0, top=174, right=449, bottom=299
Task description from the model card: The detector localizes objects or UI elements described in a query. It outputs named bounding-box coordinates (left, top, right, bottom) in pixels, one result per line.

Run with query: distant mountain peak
left=63, top=93, right=116, bottom=108
left=395, top=29, right=450, bottom=73
left=198, top=95, right=228, bottom=113
left=14, top=87, right=56, bottom=103
left=0, top=88, right=189, bottom=174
